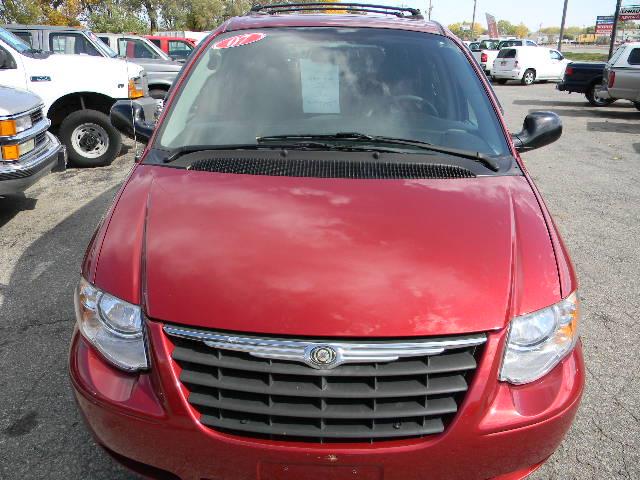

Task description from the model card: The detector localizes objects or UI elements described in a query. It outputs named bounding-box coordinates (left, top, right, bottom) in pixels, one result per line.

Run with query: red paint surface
left=69, top=326, right=584, bottom=480
left=73, top=12, right=584, bottom=480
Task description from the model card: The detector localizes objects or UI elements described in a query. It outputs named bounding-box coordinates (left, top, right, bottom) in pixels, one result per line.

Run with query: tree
left=87, top=0, right=147, bottom=33
left=497, top=19, right=516, bottom=36
left=514, top=22, right=529, bottom=39
left=448, top=22, right=485, bottom=40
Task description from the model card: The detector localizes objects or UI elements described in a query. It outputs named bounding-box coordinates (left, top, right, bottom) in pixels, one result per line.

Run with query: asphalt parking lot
left=0, top=82, right=639, bottom=479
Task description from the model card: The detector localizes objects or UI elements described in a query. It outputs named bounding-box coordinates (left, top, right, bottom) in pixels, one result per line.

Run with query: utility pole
left=609, top=0, right=623, bottom=59
left=428, top=0, right=433, bottom=20
left=557, top=0, right=569, bottom=51
left=471, top=0, right=477, bottom=41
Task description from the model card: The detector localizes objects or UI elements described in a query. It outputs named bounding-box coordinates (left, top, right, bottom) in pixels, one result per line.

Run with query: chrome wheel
left=523, top=71, right=535, bottom=85
left=71, top=123, right=109, bottom=159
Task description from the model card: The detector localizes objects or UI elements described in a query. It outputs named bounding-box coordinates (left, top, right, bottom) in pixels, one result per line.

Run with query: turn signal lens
left=128, top=78, right=144, bottom=99
left=0, top=119, right=17, bottom=136
left=608, top=71, right=616, bottom=88
left=1, top=144, right=19, bottom=160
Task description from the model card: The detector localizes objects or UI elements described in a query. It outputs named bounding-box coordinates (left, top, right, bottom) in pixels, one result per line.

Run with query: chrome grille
left=30, top=109, right=44, bottom=124
left=34, top=131, right=47, bottom=148
left=166, top=326, right=485, bottom=443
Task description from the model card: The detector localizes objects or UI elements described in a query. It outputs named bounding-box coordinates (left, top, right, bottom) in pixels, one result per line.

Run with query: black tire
left=495, top=79, right=508, bottom=85
left=149, top=88, right=168, bottom=100
left=634, top=102, right=640, bottom=111
left=59, top=109, right=122, bottom=168
left=586, top=83, right=614, bottom=107
left=521, top=69, right=536, bottom=86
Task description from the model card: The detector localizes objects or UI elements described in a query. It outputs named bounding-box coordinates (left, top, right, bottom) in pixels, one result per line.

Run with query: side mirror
left=110, top=100, right=155, bottom=143
left=511, top=111, right=562, bottom=153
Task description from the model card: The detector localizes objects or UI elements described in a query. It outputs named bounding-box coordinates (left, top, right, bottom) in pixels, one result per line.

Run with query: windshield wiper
left=257, top=133, right=500, bottom=172
left=163, top=141, right=379, bottom=163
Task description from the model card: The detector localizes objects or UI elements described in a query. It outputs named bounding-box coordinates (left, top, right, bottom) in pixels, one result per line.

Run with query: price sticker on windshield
left=213, top=33, right=266, bottom=50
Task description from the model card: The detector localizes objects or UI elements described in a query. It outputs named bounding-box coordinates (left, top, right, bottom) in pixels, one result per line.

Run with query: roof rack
left=249, top=3, right=423, bottom=19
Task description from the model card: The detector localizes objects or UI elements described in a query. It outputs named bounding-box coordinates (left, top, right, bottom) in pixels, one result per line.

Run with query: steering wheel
left=392, top=95, right=439, bottom=117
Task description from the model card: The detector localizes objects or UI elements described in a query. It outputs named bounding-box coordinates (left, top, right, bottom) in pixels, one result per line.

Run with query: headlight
left=500, top=292, right=579, bottom=385
left=128, top=76, right=145, bottom=99
left=0, top=115, right=32, bottom=136
left=74, top=277, right=148, bottom=372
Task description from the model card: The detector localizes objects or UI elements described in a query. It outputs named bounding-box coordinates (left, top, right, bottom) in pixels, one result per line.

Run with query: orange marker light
left=1, top=144, right=20, bottom=161
left=0, top=120, right=17, bottom=136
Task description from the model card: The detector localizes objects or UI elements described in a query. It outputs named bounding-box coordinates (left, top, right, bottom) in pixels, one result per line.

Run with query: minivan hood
left=95, top=167, right=561, bottom=338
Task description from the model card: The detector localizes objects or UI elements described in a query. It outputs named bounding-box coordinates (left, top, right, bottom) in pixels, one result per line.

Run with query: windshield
left=87, top=31, right=118, bottom=57
left=0, top=27, right=31, bottom=53
left=157, top=28, right=509, bottom=157
left=479, top=40, right=500, bottom=50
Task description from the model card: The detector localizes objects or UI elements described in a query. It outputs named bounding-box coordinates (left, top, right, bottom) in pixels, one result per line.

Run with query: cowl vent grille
left=188, top=157, right=476, bottom=179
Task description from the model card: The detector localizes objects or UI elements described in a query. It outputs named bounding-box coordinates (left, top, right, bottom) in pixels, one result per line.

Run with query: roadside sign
left=620, top=5, right=640, bottom=21
left=595, top=15, right=615, bottom=34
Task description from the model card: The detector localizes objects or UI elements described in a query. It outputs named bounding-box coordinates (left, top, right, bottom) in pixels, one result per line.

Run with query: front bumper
left=492, top=70, right=523, bottom=80
left=0, top=132, right=66, bottom=196
left=131, top=96, right=161, bottom=123
left=70, top=323, right=584, bottom=480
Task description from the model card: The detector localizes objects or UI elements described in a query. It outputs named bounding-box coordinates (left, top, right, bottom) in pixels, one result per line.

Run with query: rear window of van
left=497, top=49, right=516, bottom=59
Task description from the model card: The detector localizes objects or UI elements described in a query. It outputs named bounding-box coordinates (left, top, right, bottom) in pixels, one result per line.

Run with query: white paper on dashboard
left=300, top=59, right=340, bottom=114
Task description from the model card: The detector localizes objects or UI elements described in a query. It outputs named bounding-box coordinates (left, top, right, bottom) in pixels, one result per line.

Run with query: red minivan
left=70, top=4, right=584, bottom=480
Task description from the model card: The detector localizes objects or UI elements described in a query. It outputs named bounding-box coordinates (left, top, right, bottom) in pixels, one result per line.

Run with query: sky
left=370, top=0, right=638, bottom=30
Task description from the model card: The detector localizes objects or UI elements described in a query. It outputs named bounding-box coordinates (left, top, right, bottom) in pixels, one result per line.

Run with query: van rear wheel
left=59, top=109, right=122, bottom=168
left=521, top=69, right=536, bottom=86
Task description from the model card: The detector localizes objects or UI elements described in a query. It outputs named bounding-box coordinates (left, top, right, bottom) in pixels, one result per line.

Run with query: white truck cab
left=0, top=27, right=155, bottom=166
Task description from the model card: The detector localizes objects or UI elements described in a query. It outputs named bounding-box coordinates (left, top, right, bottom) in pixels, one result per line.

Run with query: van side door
left=549, top=50, right=568, bottom=80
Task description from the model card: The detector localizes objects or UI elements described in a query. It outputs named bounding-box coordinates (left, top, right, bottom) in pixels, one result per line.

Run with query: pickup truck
left=0, top=27, right=155, bottom=167
left=556, top=62, right=613, bottom=106
left=596, top=42, right=640, bottom=110
left=0, top=86, right=65, bottom=196
left=96, top=33, right=182, bottom=100
left=5, top=24, right=181, bottom=101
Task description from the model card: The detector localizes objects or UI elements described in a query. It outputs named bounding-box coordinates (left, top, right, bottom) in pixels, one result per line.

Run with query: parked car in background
left=475, top=39, right=540, bottom=77
left=468, top=41, right=480, bottom=51
left=556, top=62, right=613, bottom=106
left=0, top=27, right=155, bottom=167
left=596, top=42, right=640, bottom=110
left=71, top=6, right=583, bottom=480
left=145, top=35, right=196, bottom=62
left=492, top=46, right=570, bottom=85
left=471, top=38, right=499, bottom=74
left=0, top=86, right=65, bottom=195
left=96, top=33, right=183, bottom=100
left=5, top=24, right=118, bottom=58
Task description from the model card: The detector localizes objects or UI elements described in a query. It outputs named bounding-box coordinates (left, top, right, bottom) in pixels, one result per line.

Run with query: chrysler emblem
left=306, top=345, right=338, bottom=369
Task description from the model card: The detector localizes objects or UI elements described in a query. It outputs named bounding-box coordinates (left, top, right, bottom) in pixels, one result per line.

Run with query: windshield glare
left=0, top=27, right=31, bottom=53
left=158, top=28, right=509, bottom=157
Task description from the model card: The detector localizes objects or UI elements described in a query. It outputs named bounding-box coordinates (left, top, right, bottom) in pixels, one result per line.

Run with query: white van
left=492, top=46, right=570, bottom=85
